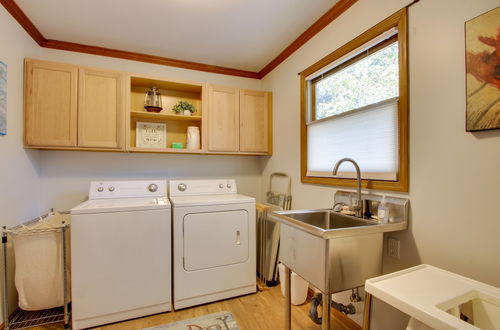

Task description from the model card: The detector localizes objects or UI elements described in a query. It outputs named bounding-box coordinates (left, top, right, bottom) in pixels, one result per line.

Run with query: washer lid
left=71, top=197, right=170, bottom=214
left=168, top=194, right=255, bottom=207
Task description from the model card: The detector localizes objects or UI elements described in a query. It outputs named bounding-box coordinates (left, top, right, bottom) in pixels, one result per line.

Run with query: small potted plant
left=172, top=101, right=196, bottom=116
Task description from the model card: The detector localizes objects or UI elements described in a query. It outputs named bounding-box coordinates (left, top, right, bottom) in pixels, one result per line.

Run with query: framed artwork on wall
left=0, top=61, right=6, bottom=135
left=465, top=6, right=500, bottom=132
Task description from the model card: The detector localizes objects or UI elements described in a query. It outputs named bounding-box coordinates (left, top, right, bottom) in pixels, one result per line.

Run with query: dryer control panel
left=169, top=179, right=237, bottom=196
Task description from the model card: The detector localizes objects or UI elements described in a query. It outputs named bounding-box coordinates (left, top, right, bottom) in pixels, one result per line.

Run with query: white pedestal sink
left=365, top=264, right=500, bottom=330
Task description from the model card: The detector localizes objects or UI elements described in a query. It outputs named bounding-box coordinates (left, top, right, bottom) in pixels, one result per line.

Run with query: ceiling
left=15, top=0, right=340, bottom=72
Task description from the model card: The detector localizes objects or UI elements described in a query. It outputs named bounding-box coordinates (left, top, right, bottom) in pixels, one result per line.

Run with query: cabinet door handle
left=236, top=230, right=241, bottom=245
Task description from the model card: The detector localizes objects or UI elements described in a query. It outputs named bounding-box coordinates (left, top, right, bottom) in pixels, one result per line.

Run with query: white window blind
left=306, top=98, right=399, bottom=181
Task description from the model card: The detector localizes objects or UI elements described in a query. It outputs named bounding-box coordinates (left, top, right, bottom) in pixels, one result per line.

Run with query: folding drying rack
left=257, top=172, right=292, bottom=287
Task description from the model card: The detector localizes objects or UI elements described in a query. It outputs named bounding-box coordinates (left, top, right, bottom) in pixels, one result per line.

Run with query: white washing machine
left=70, top=180, right=171, bottom=330
left=169, top=179, right=256, bottom=309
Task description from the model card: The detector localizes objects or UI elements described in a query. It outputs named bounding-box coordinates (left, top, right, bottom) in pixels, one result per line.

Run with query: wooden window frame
left=300, top=8, right=408, bottom=192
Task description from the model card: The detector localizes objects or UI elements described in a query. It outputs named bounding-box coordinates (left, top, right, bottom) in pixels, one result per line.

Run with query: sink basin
left=271, top=208, right=406, bottom=240
left=365, top=264, right=500, bottom=330
left=282, top=209, right=377, bottom=230
left=437, top=290, right=500, bottom=329
left=268, top=191, right=409, bottom=294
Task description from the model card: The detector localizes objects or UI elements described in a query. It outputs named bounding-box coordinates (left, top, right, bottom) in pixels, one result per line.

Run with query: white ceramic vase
left=186, top=126, right=200, bottom=150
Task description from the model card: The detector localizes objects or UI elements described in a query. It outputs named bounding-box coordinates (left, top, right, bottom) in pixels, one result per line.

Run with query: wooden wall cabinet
left=207, top=85, right=240, bottom=152
left=24, top=59, right=272, bottom=156
left=24, top=59, right=125, bottom=150
left=239, top=89, right=270, bottom=153
left=78, top=68, right=125, bottom=148
left=25, top=60, right=78, bottom=147
left=208, top=85, right=272, bottom=154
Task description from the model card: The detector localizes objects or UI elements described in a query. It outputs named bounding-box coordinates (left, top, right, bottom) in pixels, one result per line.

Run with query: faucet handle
left=332, top=202, right=345, bottom=212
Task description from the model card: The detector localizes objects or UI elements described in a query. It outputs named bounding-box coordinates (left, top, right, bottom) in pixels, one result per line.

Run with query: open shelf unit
left=128, top=75, right=206, bottom=153
left=131, top=111, right=202, bottom=122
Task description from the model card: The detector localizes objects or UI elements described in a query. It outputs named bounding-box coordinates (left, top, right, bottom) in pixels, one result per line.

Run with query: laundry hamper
left=2, top=211, right=71, bottom=330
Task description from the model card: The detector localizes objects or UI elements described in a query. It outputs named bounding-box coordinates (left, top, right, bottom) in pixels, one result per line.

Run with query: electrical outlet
left=388, top=237, right=400, bottom=259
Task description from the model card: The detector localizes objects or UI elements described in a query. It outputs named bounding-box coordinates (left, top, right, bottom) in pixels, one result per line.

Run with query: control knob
left=148, top=184, right=158, bottom=192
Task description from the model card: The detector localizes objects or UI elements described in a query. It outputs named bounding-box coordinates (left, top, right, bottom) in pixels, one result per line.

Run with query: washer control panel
left=89, top=180, right=167, bottom=199
left=169, top=179, right=237, bottom=196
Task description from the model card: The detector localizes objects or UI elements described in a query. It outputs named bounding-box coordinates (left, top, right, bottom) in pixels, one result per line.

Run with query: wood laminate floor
left=28, top=286, right=361, bottom=330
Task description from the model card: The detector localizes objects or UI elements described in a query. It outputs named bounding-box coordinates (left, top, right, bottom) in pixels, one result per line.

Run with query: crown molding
left=1, top=0, right=357, bottom=79
left=41, top=39, right=261, bottom=79
left=0, top=0, right=44, bottom=45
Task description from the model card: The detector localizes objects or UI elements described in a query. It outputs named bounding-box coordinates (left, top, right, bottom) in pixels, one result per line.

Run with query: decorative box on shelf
left=135, top=122, right=167, bottom=148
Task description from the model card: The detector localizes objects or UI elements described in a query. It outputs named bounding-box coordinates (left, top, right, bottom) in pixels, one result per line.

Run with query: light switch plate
left=388, top=237, right=400, bottom=259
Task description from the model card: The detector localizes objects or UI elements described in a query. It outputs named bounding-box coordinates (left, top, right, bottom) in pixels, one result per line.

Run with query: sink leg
left=322, top=292, right=331, bottom=330
left=362, top=292, right=372, bottom=330
left=284, top=265, right=291, bottom=330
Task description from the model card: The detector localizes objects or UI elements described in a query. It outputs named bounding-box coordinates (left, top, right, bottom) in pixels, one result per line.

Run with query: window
left=300, top=9, right=408, bottom=192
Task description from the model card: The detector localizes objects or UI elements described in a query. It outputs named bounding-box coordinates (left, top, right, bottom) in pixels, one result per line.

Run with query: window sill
left=301, top=175, right=408, bottom=192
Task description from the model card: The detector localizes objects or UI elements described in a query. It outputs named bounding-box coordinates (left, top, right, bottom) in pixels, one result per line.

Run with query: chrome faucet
left=332, top=158, right=363, bottom=218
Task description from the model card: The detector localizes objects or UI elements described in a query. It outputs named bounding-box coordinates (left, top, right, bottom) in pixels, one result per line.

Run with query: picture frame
left=136, top=122, right=167, bottom=148
left=465, top=6, right=500, bottom=132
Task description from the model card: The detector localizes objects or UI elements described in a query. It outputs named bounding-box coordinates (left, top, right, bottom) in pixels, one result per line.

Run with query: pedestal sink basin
left=365, top=264, right=500, bottom=330
left=438, top=290, right=500, bottom=329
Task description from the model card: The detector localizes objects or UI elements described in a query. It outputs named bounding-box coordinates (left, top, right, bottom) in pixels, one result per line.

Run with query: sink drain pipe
left=309, top=293, right=356, bottom=325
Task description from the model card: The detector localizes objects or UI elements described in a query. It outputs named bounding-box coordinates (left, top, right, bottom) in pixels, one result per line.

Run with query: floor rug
left=143, top=311, right=239, bottom=330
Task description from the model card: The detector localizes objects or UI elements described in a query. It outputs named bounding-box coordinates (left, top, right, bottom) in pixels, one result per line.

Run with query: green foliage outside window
left=315, top=42, right=399, bottom=120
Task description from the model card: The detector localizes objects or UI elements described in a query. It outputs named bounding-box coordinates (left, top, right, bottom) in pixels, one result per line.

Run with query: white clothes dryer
left=70, top=180, right=171, bottom=330
left=169, top=179, right=256, bottom=309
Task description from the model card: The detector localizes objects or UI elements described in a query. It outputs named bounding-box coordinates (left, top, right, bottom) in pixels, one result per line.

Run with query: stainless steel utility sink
left=268, top=191, right=409, bottom=294
left=279, top=209, right=377, bottom=231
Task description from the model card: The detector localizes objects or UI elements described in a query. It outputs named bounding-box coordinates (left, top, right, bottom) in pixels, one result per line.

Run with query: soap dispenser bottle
left=378, top=195, right=389, bottom=223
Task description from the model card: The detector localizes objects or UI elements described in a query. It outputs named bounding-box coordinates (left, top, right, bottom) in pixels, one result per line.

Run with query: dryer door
left=183, top=209, right=249, bottom=271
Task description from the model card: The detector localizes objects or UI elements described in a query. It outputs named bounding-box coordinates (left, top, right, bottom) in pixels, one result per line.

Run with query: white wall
left=0, top=4, right=42, bottom=321
left=34, top=47, right=265, bottom=212
left=39, top=152, right=263, bottom=211
left=0, top=5, right=41, bottom=232
left=261, top=0, right=500, bottom=328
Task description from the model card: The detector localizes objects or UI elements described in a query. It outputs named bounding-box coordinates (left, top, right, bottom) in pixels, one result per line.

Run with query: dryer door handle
left=236, top=230, right=241, bottom=245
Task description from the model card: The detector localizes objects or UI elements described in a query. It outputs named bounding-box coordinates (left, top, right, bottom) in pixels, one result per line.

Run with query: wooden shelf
left=128, top=147, right=203, bottom=154
left=130, top=76, right=203, bottom=93
left=131, top=111, right=201, bottom=122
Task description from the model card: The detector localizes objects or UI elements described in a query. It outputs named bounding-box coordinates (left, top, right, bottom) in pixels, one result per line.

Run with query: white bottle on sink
left=378, top=195, right=390, bottom=223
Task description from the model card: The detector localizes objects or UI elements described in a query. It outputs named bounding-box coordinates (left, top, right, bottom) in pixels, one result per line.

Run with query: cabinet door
left=25, top=60, right=78, bottom=146
left=208, top=85, right=239, bottom=152
left=78, top=68, right=125, bottom=148
left=239, top=90, right=270, bottom=153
